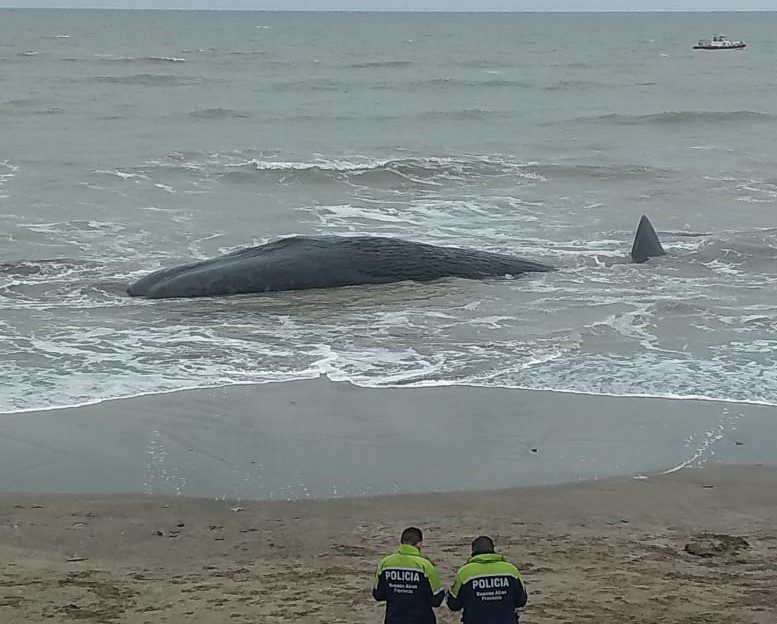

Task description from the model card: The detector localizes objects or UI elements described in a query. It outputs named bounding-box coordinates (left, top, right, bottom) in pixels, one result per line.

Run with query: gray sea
left=2, top=10, right=777, bottom=415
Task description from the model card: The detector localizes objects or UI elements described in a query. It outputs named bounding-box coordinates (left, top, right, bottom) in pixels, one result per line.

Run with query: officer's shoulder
left=419, top=555, right=439, bottom=569
left=377, top=553, right=398, bottom=567
left=454, top=561, right=479, bottom=578
left=498, top=559, right=523, bottom=579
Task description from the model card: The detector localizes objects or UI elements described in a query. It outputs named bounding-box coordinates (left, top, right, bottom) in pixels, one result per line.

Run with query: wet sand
left=2, top=464, right=777, bottom=623
left=2, top=379, right=776, bottom=499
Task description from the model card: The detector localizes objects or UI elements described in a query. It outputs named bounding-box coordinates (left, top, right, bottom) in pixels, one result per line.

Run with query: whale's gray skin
left=630, top=215, right=666, bottom=263
left=127, top=235, right=555, bottom=299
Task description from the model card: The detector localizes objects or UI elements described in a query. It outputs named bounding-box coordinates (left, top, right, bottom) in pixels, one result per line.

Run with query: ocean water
left=2, top=10, right=777, bottom=414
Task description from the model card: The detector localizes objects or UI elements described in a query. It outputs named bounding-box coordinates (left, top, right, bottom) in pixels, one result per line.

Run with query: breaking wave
left=205, top=155, right=552, bottom=194
left=419, top=109, right=507, bottom=120
left=190, top=108, right=252, bottom=118
left=572, top=110, right=774, bottom=125
left=395, top=78, right=533, bottom=90
left=523, top=162, right=673, bottom=181
left=92, top=74, right=203, bottom=86
left=87, top=55, right=186, bottom=63
left=349, top=60, right=413, bottom=68
left=0, top=258, right=92, bottom=278
left=226, top=154, right=529, bottom=175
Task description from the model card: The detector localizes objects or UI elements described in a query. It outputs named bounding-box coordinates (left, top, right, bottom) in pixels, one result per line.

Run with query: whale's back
left=127, top=235, right=553, bottom=299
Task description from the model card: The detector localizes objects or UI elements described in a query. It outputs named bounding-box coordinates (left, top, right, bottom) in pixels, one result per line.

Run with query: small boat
left=693, top=34, right=746, bottom=50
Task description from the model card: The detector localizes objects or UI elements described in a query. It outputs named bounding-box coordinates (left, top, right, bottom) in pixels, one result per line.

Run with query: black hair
left=400, top=527, right=423, bottom=545
left=471, top=535, right=495, bottom=555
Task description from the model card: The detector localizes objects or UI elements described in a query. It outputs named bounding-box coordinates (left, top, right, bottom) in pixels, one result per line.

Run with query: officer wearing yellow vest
left=447, top=535, right=527, bottom=623
left=373, top=527, right=445, bottom=624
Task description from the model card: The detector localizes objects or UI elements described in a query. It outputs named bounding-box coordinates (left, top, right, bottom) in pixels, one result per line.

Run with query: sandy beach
left=2, top=382, right=776, bottom=623
left=2, top=464, right=776, bottom=624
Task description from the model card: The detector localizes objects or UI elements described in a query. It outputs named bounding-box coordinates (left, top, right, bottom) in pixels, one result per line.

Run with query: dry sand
left=2, top=464, right=776, bottom=624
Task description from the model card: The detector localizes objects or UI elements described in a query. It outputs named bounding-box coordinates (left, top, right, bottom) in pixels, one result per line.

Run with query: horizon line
left=0, top=7, right=775, bottom=13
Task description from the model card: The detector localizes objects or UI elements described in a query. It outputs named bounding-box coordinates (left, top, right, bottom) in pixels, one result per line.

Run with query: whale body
left=127, top=235, right=555, bottom=299
left=127, top=215, right=666, bottom=299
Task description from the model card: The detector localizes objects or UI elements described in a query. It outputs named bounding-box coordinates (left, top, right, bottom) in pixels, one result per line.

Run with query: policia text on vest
left=373, top=529, right=527, bottom=624
left=447, top=535, right=527, bottom=624
left=373, top=528, right=445, bottom=624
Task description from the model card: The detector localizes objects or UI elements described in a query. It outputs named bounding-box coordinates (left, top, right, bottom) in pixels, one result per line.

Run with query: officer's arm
left=372, top=563, right=387, bottom=602
left=512, top=574, right=527, bottom=608
left=426, top=563, right=445, bottom=607
left=446, top=572, right=464, bottom=612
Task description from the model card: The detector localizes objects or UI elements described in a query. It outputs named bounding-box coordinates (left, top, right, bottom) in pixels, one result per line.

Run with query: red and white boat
left=693, top=34, right=746, bottom=50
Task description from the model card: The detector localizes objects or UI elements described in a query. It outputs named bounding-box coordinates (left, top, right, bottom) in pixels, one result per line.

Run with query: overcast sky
left=0, top=1, right=773, bottom=10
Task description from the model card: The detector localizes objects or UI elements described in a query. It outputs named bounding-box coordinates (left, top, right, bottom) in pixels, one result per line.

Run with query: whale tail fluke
left=630, top=215, right=666, bottom=263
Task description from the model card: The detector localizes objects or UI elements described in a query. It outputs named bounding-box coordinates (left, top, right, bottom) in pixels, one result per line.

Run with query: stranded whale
left=127, top=235, right=554, bottom=299
left=127, top=215, right=665, bottom=299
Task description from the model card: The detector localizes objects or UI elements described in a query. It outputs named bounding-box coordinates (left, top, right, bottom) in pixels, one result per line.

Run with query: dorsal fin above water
left=630, top=215, right=666, bottom=263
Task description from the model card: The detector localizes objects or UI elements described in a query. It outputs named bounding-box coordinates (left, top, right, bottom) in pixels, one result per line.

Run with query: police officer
left=447, top=535, right=527, bottom=623
left=373, top=526, right=445, bottom=624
